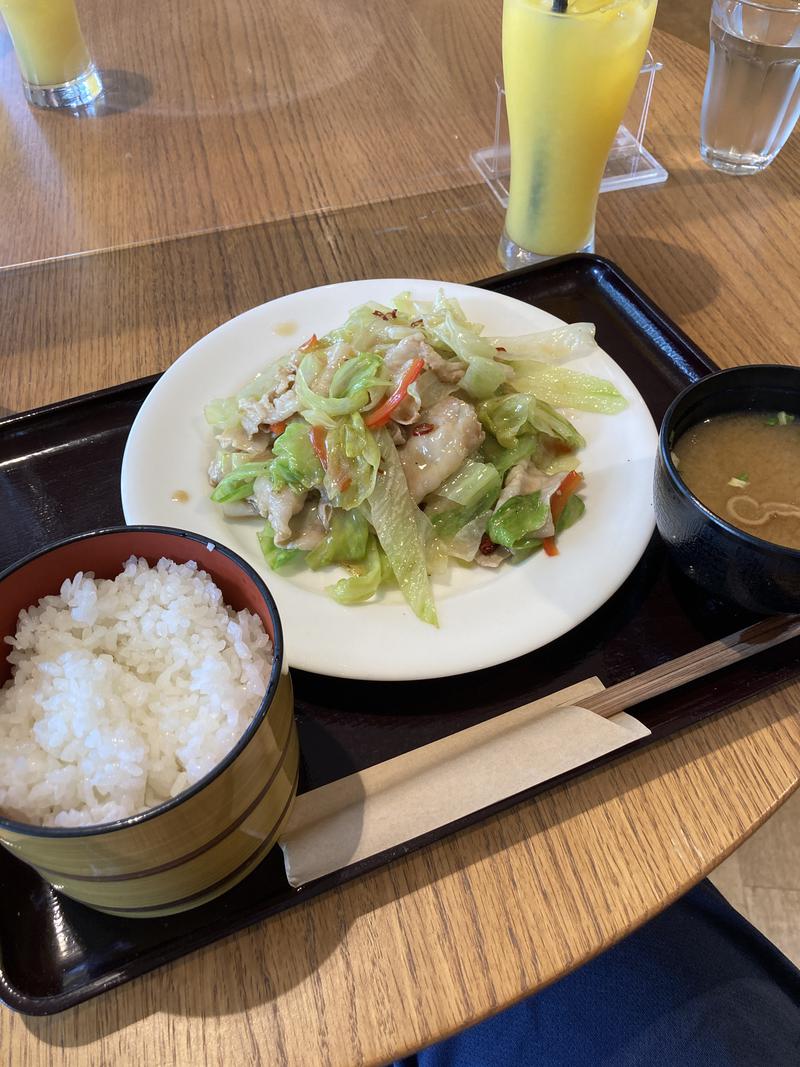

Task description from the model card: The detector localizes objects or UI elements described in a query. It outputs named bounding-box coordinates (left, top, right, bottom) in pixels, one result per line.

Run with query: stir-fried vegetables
left=366, top=429, right=438, bottom=626
left=364, top=358, right=425, bottom=428
left=204, top=292, right=627, bottom=625
left=542, top=471, right=584, bottom=557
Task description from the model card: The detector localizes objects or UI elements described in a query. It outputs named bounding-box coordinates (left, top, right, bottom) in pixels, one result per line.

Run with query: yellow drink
left=1, top=0, right=91, bottom=87
left=502, top=0, right=657, bottom=258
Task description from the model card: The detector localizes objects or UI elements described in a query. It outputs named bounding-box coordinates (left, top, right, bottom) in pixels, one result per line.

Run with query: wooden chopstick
left=578, top=615, right=800, bottom=720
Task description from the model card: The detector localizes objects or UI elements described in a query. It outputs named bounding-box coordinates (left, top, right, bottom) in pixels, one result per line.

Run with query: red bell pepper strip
left=543, top=470, right=583, bottom=557
left=311, top=426, right=352, bottom=492
left=269, top=420, right=287, bottom=436
left=551, top=470, right=583, bottom=524
left=299, top=333, right=319, bottom=352
left=364, top=358, right=425, bottom=429
left=310, top=425, right=327, bottom=467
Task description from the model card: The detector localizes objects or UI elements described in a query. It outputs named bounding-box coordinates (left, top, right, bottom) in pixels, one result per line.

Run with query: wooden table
left=1, top=6, right=800, bottom=1064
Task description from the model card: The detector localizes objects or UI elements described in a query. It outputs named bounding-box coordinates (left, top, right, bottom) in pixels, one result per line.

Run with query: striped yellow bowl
left=0, top=527, right=299, bottom=918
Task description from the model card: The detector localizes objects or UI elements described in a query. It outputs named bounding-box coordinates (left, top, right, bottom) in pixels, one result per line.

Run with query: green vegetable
left=379, top=547, right=396, bottom=586
left=327, top=534, right=384, bottom=604
left=427, top=459, right=502, bottom=542
left=478, top=394, right=584, bottom=452
left=487, top=492, right=551, bottom=551
left=491, top=322, right=598, bottom=363
left=236, top=362, right=285, bottom=403
left=429, top=486, right=501, bottom=541
left=510, top=362, right=627, bottom=414
left=210, top=449, right=261, bottom=484
left=428, top=497, right=490, bottom=542
left=329, top=352, right=387, bottom=401
left=556, top=493, right=585, bottom=534
left=307, top=509, right=370, bottom=570
left=477, top=394, right=532, bottom=449
left=323, top=414, right=381, bottom=509
left=414, top=505, right=448, bottom=576
left=422, top=291, right=511, bottom=399
left=765, top=411, right=795, bottom=426
left=257, top=521, right=304, bottom=571
left=460, top=357, right=511, bottom=400
left=270, top=422, right=324, bottom=492
left=481, top=433, right=537, bottom=477
left=367, top=429, right=438, bottom=626
left=294, top=352, right=385, bottom=426
left=533, top=438, right=580, bottom=476
left=204, top=396, right=240, bottom=430
left=327, top=302, right=415, bottom=352
left=391, top=291, right=423, bottom=322
left=527, top=398, right=586, bottom=451
left=210, top=461, right=272, bottom=503
left=445, top=511, right=492, bottom=561
left=491, top=491, right=585, bottom=563
left=436, top=459, right=501, bottom=509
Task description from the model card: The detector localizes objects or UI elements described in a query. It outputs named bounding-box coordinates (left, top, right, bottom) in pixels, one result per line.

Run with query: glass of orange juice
left=0, top=0, right=101, bottom=109
left=499, top=0, right=657, bottom=270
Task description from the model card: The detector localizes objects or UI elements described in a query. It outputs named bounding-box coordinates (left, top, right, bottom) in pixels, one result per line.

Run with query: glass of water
left=700, top=0, right=800, bottom=174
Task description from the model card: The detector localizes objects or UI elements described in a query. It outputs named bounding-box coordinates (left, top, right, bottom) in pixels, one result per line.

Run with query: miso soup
left=672, top=411, right=800, bottom=550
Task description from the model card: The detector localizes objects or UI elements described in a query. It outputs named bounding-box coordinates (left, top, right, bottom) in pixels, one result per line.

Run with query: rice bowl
left=1, top=556, right=274, bottom=828
left=0, top=527, right=298, bottom=918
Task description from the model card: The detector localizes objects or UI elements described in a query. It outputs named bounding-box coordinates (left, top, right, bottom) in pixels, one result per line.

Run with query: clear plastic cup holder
left=471, top=49, right=668, bottom=206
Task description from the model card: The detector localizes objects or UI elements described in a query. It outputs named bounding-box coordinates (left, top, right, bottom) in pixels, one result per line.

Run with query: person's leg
left=394, top=880, right=800, bottom=1067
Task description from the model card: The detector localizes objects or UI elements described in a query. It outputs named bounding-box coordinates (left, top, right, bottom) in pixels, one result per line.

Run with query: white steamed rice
left=0, top=556, right=273, bottom=828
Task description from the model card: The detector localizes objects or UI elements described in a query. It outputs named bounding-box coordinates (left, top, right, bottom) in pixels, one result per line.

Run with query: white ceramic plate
left=122, top=278, right=657, bottom=681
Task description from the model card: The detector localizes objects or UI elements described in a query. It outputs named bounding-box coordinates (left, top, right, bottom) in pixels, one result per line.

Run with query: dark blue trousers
left=393, top=880, right=800, bottom=1067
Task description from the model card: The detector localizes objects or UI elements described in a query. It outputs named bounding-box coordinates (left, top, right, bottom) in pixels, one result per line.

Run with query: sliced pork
left=399, top=397, right=484, bottom=502
left=252, top=477, right=307, bottom=545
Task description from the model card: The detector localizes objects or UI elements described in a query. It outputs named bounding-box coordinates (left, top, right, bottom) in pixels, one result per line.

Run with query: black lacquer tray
left=1, top=255, right=795, bottom=1015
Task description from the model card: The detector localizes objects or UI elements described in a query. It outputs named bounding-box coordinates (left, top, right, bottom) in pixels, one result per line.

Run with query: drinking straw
left=552, top=0, right=568, bottom=11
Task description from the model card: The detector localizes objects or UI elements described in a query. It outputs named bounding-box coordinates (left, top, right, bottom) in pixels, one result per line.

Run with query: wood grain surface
left=0, top=0, right=503, bottom=268
left=1, top=16, right=800, bottom=1067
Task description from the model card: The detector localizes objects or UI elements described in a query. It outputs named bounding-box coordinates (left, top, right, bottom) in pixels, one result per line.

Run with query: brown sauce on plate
left=273, top=321, right=297, bottom=337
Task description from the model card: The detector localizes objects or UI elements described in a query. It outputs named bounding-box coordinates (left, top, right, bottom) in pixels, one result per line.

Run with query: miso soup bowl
left=0, top=527, right=298, bottom=918
left=654, top=364, right=800, bottom=615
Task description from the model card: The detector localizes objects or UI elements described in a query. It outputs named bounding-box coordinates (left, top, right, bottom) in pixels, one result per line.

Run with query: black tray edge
left=475, top=254, right=719, bottom=377
left=0, top=373, right=161, bottom=434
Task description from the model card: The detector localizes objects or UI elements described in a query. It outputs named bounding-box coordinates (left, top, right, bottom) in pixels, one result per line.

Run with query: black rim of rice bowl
left=0, top=526, right=285, bottom=838
left=660, top=366, right=800, bottom=559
